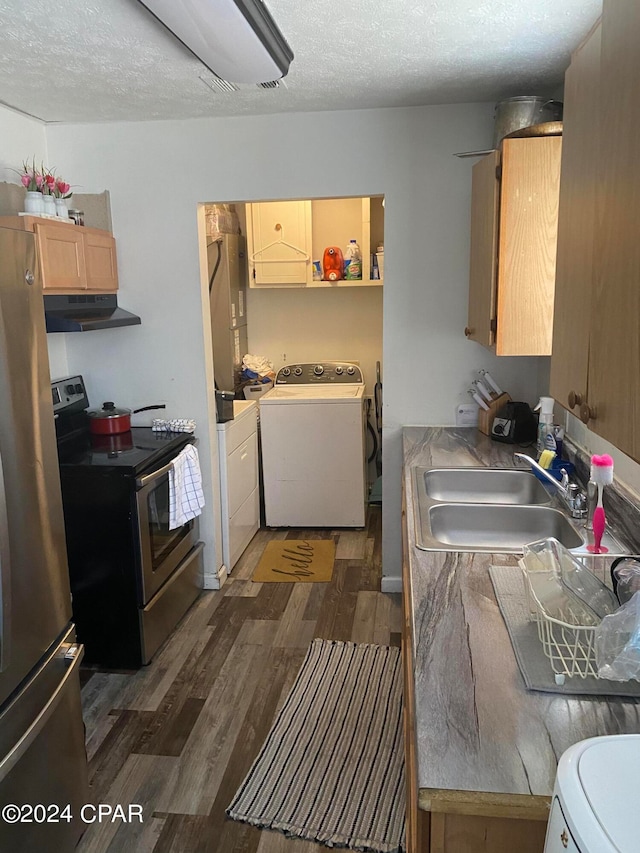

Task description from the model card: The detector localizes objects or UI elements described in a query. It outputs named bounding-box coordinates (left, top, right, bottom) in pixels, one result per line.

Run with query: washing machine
left=259, top=362, right=366, bottom=527
left=544, top=734, right=640, bottom=852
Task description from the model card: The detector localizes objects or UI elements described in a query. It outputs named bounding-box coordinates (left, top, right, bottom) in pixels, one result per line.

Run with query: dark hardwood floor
left=77, top=507, right=400, bottom=853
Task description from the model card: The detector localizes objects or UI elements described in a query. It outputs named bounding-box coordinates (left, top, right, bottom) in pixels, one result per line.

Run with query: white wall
left=0, top=105, right=47, bottom=183
left=46, top=104, right=547, bottom=586
left=0, top=104, right=69, bottom=378
left=246, top=286, right=383, bottom=390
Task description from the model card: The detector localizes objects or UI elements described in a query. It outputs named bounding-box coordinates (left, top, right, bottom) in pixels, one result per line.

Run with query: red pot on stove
left=87, top=402, right=165, bottom=435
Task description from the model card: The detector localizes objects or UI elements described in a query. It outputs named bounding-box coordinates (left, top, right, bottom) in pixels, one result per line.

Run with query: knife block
left=477, top=392, right=511, bottom=436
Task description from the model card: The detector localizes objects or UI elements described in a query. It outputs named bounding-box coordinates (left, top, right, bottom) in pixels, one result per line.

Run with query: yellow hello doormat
left=252, top=540, right=335, bottom=583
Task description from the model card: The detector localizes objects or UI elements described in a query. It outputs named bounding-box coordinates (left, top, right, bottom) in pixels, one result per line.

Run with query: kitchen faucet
left=513, top=452, right=588, bottom=519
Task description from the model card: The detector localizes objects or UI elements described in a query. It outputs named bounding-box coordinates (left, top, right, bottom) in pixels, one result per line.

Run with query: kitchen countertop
left=403, top=426, right=640, bottom=818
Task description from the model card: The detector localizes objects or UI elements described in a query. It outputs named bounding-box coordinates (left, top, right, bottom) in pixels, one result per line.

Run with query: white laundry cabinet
left=217, top=400, right=260, bottom=571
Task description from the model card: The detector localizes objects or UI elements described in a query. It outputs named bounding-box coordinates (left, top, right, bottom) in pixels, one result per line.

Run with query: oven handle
left=136, top=459, right=175, bottom=490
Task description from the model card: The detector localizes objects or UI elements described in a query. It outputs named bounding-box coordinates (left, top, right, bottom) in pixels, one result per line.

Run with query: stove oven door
left=135, top=454, right=199, bottom=604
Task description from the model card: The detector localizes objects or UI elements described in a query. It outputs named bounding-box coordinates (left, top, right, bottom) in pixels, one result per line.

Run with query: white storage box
left=243, top=381, right=273, bottom=401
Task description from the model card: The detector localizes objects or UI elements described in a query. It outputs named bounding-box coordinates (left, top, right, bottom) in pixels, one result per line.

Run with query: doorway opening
left=200, top=194, right=384, bottom=576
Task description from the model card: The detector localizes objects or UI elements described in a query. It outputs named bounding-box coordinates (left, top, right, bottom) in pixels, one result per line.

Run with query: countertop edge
left=418, top=787, right=551, bottom=821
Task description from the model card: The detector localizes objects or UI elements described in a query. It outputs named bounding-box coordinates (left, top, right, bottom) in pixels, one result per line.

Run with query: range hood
left=44, top=294, right=141, bottom=332
left=135, top=0, right=293, bottom=84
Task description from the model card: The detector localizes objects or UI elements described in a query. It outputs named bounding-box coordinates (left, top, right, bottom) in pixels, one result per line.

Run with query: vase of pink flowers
left=54, top=180, right=72, bottom=218
left=18, top=160, right=74, bottom=218
left=20, top=161, right=44, bottom=214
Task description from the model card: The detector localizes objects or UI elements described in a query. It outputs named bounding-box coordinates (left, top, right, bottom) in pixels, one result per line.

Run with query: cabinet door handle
left=580, top=402, right=596, bottom=424
left=464, top=326, right=473, bottom=338
left=568, top=390, right=583, bottom=409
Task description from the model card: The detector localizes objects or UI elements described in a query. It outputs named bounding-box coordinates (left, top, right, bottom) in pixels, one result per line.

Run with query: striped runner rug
left=227, top=639, right=405, bottom=853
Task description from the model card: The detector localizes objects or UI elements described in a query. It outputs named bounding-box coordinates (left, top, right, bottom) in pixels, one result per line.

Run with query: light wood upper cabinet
left=588, top=2, right=640, bottom=461
left=550, top=23, right=601, bottom=415
left=0, top=216, right=119, bottom=294
left=466, top=136, right=562, bottom=356
left=34, top=222, right=86, bottom=291
left=551, top=6, right=640, bottom=462
left=83, top=230, right=118, bottom=291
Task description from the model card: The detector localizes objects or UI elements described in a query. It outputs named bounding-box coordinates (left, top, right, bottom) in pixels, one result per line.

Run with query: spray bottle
left=534, top=397, right=555, bottom=456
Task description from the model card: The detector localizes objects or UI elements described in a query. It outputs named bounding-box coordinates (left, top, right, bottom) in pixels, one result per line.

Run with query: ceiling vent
left=200, top=76, right=240, bottom=94
left=200, top=76, right=287, bottom=94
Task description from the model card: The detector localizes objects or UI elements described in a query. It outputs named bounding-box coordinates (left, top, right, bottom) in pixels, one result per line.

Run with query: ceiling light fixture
left=136, top=0, right=294, bottom=84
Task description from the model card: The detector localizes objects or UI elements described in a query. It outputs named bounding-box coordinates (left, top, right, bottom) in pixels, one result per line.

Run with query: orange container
left=322, top=246, right=344, bottom=281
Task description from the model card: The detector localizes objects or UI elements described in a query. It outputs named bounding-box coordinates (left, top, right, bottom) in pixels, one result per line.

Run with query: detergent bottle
left=322, top=246, right=344, bottom=281
left=344, top=239, right=362, bottom=280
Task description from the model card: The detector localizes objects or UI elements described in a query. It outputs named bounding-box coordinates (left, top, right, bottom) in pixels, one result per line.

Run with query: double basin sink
left=412, top=466, right=624, bottom=555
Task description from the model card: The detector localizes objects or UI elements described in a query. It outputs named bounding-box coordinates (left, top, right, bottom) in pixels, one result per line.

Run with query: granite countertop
left=403, top=426, right=640, bottom=817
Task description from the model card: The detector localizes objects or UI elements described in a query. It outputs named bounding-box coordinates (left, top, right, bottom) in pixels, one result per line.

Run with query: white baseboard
left=203, top=563, right=228, bottom=590
left=381, top=575, right=402, bottom=594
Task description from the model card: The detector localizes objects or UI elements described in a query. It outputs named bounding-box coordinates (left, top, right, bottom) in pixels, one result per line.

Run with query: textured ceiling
left=0, top=0, right=601, bottom=123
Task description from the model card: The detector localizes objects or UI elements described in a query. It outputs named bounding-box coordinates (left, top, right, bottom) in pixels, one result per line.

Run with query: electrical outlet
left=456, top=403, right=479, bottom=427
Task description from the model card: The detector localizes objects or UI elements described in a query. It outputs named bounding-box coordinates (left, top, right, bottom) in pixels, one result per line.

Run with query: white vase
left=24, top=191, right=44, bottom=215
left=42, top=194, right=56, bottom=216
left=55, top=198, right=69, bottom=219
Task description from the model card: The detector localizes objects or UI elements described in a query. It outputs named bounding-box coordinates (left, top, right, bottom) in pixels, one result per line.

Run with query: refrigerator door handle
left=0, top=452, right=11, bottom=672
left=0, top=643, right=84, bottom=784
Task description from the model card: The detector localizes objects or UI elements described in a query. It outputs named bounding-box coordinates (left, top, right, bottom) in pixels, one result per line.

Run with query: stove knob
left=314, top=365, right=324, bottom=376
left=65, top=384, right=75, bottom=395
left=74, top=383, right=84, bottom=394
left=346, top=366, right=356, bottom=375
left=294, top=367, right=303, bottom=376
left=335, top=366, right=344, bottom=375
left=281, top=367, right=291, bottom=377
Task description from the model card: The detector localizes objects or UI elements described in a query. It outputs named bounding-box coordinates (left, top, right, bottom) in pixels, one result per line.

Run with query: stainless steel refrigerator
left=0, top=227, right=89, bottom=850
left=208, top=233, right=248, bottom=392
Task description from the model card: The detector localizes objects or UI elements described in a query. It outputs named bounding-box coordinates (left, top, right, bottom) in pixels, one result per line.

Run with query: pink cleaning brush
left=587, top=454, right=614, bottom=554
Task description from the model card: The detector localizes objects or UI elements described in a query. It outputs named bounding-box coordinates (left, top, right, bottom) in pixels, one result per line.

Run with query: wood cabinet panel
left=587, top=0, right=640, bottom=460
left=550, top=24, right=601, bottom=414
left=34, top=222, right=86, bottom=291
left=467, top=139, right=561, bottom=356
left=84, top=231, right=118, bottom=291
left=496, top=137, right=561, bottom=356
left=467, top=151, right=500, bottom=348
left=430, top=812, right=546, bottom=853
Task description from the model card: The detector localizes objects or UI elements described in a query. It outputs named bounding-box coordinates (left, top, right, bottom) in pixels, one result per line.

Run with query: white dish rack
left=520, top=559, right=600, bottom=680
left=519, top=538, right=621, bottom=682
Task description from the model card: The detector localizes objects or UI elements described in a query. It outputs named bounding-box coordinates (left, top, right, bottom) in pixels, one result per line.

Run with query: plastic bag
left=611, top=557, right=640, bottom=604
left=595, top=591, right=640, bottom=681
left=205, top=203, right=239, bottom=239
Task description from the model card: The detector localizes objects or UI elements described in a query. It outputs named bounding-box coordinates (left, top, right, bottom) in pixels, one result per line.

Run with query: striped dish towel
left=169, top=444, right=205, bottom=529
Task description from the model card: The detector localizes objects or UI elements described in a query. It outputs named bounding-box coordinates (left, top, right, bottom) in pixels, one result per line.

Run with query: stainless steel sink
left=418, top=467, right=551, bottom=505
left=411, top=465, right=629, bottom=555
left=423, top=503, right=583, bottom=553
